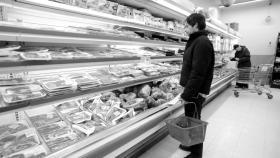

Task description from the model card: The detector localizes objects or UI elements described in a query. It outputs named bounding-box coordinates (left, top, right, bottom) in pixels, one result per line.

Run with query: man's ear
left=194, top=23, right=199, bottom=30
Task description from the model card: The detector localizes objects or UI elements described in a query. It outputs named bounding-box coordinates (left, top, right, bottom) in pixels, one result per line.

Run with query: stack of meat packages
left=37, top=77, right=74, bottom=96
left=0, top=113, right=47, bottom=158
left=28, top=110, right=80, bottom=152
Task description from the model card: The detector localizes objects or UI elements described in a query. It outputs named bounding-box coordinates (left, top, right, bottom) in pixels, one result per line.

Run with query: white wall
left=220, top=0, right=280, bottom=58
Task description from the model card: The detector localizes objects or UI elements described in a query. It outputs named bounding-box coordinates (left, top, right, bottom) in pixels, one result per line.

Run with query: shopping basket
left=165, top=115, right=208, bottom=146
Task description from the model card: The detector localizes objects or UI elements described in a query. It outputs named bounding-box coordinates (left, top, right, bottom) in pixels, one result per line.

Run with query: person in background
left=179, top=13, right=215, bottom=158
left=230, top=44, right=252, bottom=88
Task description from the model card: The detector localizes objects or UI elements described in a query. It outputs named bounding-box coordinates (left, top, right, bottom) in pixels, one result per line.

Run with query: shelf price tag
left=140, top=56, right=151, bottom=64
left=0, top=72, right=28, bottom=80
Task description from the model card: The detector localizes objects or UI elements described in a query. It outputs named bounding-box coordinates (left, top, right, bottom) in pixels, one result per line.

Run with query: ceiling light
left=219, top=0, right=267, bottom=8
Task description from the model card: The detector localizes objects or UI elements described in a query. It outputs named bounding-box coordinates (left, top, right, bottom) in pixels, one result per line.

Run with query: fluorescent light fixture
left=219, top=0, right=267, bottom=8
left=151, top=0, right=190, bottom=16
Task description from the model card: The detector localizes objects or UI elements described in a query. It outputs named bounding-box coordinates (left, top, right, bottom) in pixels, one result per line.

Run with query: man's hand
left=235, top=58, right=240, bottom=61
left=179, top=97, right=186, bottom=104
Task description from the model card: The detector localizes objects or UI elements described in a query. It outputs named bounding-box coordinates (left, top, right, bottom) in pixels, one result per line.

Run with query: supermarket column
left=179, top=13, right=215, bottom=158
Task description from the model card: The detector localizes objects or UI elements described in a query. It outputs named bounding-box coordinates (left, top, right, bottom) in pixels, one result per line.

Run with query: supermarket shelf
left=117, top=0, right=190, bottom=21
left=0, top=56, right=183, bottom=73
left=66, top=96, right=183, bottom=158
left=207, top=22, right=241, bottom=39
left=211, top=71, right=236, bottom=90
left=2, top=0, right=239, bottom=40
left=150, top=56, right=183, bottom=62
left=50, top=103, right=171, bottom=158
left=71, top=73, right=235, bottom=158
left=0, top=24, right=185, bottom=48
left=0, top=57, right=140, bottom=74
left=4, top=0, right=186, bottom=39
left=0, top=72, right=180, bottom=114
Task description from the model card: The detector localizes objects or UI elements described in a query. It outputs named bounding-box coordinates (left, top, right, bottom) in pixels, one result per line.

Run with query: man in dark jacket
left=179, top=13, right=214, bottom=158
left=230, top=44, right=252, bottom=88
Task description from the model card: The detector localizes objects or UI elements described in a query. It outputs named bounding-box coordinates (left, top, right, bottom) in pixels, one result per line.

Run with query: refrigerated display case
left=0, top=0, right=239, bottom=158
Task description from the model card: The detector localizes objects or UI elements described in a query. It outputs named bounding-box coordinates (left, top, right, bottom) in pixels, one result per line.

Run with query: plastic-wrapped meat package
left=98, top=0, right=118, bottom=15
left=71, top=51, right=93, bottom=59
left=79, top=95, right=101, bottom=113
left=0, top=78, right=33, bottom=86
left=5, top=145, right=47, bottom=158
left=116, top=5, right=132, bottom=18
left=37, top=121, right=68, bottom=135
left=62, top=73, right=101, bottom=90
left=106, top=106, right=126, bottom=125
left=0, top=45, right=21, bottom=58
left=1, top=84, right=46, bottom=104
left=40, top=127, right=73, bottom=142
left=29, top=112, right=61, bottom=128
left=96, top=75, right=119, bottom=86
left=48, top=50, right=73, bottom=60
left=65, top=111, right=92, bottom=124
left=93, top=101, right=111, bottom=121
left=20, top=52, right=51, bottom=61
left=37, top=77, right=74, bottom=95
left=72, top=120, right=106, bottom=136
left=46, top=133, right=79, bottom=152
left=132, top=9, right=144, bottom=22
left=0, top=122, right=29, bottom=138
left=74, top=0, right=87, bottom=8
left=0, top=129, right=40, bottom=157
left=55, top=101, right=81, bottom=114
left=87, top=0, right=106, bottom=10
left=17, top=47, right=51, bottom=61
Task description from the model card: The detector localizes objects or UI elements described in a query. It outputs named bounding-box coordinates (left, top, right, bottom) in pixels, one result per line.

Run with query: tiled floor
left=139, top=86, right=280, bottom=158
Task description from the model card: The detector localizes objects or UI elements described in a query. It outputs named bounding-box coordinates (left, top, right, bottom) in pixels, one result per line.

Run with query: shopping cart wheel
left=234, top=91, right=239, bottom=97
left=257, top=91, right=262, bottom=95
left=267, top=94, right=273, bottom=99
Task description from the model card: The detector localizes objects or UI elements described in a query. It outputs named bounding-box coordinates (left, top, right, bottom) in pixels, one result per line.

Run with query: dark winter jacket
left=235, top=46, right=251, bottom=68
left=180, top=30, right=215, bottom=101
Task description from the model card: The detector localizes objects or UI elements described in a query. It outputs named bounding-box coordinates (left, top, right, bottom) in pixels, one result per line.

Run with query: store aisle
left=139, top=86, right=280, bottom=158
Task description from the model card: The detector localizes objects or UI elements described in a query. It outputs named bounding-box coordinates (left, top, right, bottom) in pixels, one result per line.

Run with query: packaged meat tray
left=20, top=52, right=51, bottom=61
left=0, top=78, right=33, bottom=86
left=0, top=121, right=29, bottom=138
left=37, top=78, right=73, bottom=91
left=6, top=145, right=47, bottom=158
left=72, top=120, right=106, bottom=136
left=0, top=45, right=21, bottom=52
left=1, top=84, right=46, bottom=104
left=74, top=0, right=87, bottom=8
left=48, top=51, right=73, bottom=59
left=93, top=101, right=112, bottom=121
left=29, top=112, right=61, bottom=128
left=37, top=121, right=68, bottom=135
left=45, top=133, right=79, bottom=152
left=40, top=126, right=73, bottom=142
left=79, top=95, right=101, bottom=112
left=128, top=69, right=144, bottom=77
left=63, top=73, right=101, bottom=90
left=0, top=129, right=40, bottom=157
left=121, top=98, right=145, bottom=109
left=98, top=0, right=118, bottom=15
left=65, top=111, right=92, bottom=124
left=92, top=75, right=118, bottom=86
left=106, top=106, right=126, bottom=125
left=71, top=51, right=93, bottom=59
left=55, top=101, right=81, bottom=114
left=120, top=76, right=135, bottom=82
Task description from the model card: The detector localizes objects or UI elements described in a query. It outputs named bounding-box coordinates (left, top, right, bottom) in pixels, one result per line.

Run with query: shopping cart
left=233, top=64, right=273, bottom=99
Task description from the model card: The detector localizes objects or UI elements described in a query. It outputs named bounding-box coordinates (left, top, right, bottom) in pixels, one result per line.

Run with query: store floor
left=139, top=86, right=280, bottom=158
